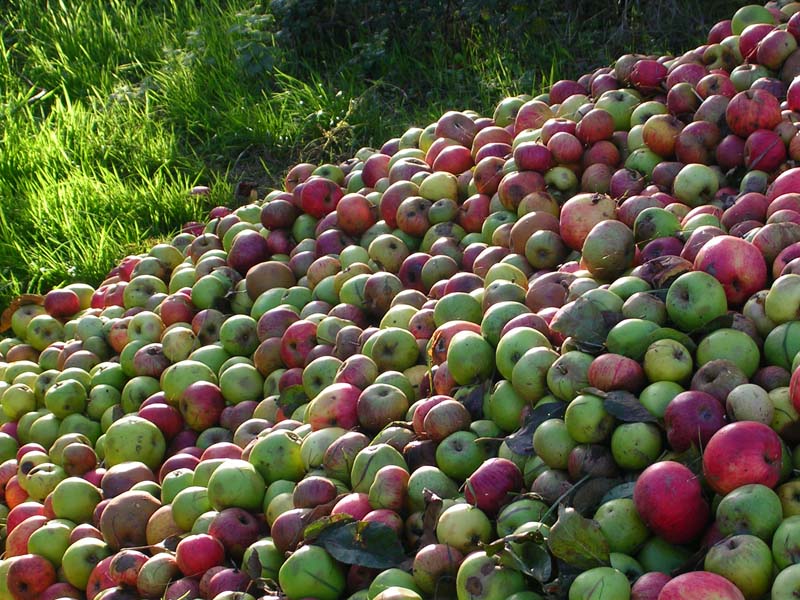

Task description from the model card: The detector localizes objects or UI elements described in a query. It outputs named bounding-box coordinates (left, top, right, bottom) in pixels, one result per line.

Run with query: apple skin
left=663, top=390, right=726, bottom=453
left=278, top=545, right=346, bottom=600
left=464, top=457, right=523, bottom=515
left=726, top=89, right=782, bottom=138
left=702, top=421, right=783, bottom=495
left=7, top=552, right=58, bottom=600
left=568, top=566, right=631, bottom=600
left=630, top=571, right=671, bottom=600
left=693, top=235, right=767, bottom=306
left=665, top=270, right=728, bottom=332
left=657, top=571, right=745, bottom=600
left=455, top=551, right=527, bottom=600
left=633, top=460, right=709, bottom=545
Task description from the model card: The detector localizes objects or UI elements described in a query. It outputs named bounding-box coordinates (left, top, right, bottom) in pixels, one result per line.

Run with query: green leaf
left=599, top=481, right=637, bottom=505
left=278, top=384, right=307, bottom=416
left=505, top=401, right=567, bottom=455
left=550, top=296, right=607, bottom=346
left=303, top=513, right=354, bottom=543
left=603, top=391, right=659, bottom=423
left=503, top=539, right=553, bottom=583
left=314, top=521, right=406, bottom=569
left=571, top=477, right=624, bottom=515
left=547, top=506, right=610, bottom=570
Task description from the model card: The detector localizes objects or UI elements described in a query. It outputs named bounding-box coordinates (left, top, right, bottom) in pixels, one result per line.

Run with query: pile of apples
left=12, top=2, right=800, bottom=599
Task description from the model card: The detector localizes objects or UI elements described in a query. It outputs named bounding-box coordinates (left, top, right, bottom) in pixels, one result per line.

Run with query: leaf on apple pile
left=0, top=294, right=44, bottom=333
left=571, top=477, right=625, bottom=515
left=599, top=481, right=637, bottom=505
left=645, top=327, right=698, bottom=354
left=457, top=381, right=491, bottom=420
left=542, top=561, right=585, bottom=600
left=637, top=255, right=694, bottom=288
left=302, top=512, right=354, bottom=543
left=602, top=391, right=658, bottom=423
left=486, top=531, right=553, bottom=583
left=418, top=489, right=444, bottom=548
left=549, top=296, right=609, bottom=347
left=313, top=520, right=406, bottom=569
left=278, top=384, right=307, bottom=416
left=505, top=401, right=567, bottom=455
left=547, top=506, right=610, bottom=570
left=687, top=313, right=735, bottom=339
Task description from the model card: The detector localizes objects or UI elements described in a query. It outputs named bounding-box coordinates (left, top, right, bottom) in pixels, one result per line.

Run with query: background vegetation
left=0, top=0, right=750, bottom=308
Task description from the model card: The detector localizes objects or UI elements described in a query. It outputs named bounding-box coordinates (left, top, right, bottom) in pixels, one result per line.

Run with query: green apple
left=696, top=328, right=760, bottom=378
left=2, top=384, right=36, bottom=421
left=485, top=381, right=527, bottom=433
left=775, top=563, right=800, bottom=600
left=368, top=327, right=420, bottom=372
left=532, top=418, right=577, bottom=470
left=418, top=171, right=458, bottom=202
left=27, top=518, right=74, bottom=568
left=160, top=359, right=217, bottom=403
left=406, top=466, right=459, bottom=512
left=595, top=498, right=650, bottom=555
left=731, top=4, right=775, bottom=34
left=160, top=468, right=195, bottom=504
left=495, top=327, right=551, bottom=381
left=704, top=534, right=773, bottom=599
left=219, top=362, right=264, bottom=404
left=611, top=422, right=662, bottom=470
left=25, top=314, right=65, bottom=351
left=511, top=347, right=559, bottom=403
left=242, top=537, right=284, bottom=581
left=672, top=163, right=719, bottom=207
left=51, top=476, right=102, bottom=523
left=496, top=498, right=549, bottom=537
left=765, top=274, right=800, bottom=325
left=434, top=292, right=482, bottom=327
left=103, top=415, right=166, bottom=470
left=207, top=458, right=266, bottom=512
left=171, top=485, right=212, bottom=532
left=248, top=429, right=306, bottom=484
left=279, top=545, right=345, bottom=600
left=643, top=339, right=693, bottom=383
left=447, top=331, right=494, bottom=385
left=455, top=551, right=527, bottom=600
left=564, top=393, right=615, bottom=443
left=480, top=301, right=530, bottom=348
left=546, top=351, right=594, bottom=401
left=636, top=536, right=692, bottom=574
left=61, top=537, right=112, bottom=590
left=717, top=483, right=783, bottom=541
left=639, top=381, right=683, bottom=418
left=436, top=503, right=493, bottom=554
left=665, top=271, right=728, bottom=332
left=435, top=430, right=487, bottom=482
left=25, top=462, right=66, bottom=501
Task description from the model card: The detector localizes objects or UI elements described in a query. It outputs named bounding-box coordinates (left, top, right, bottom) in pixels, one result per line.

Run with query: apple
left=455, top=551, right=527, bottom=600
left=665, top=270, right=728, bottom=332
left=633, top=461, right=709, bottom=544
left=61, top=537, right=112, bottom=591
left=702, top=421, right=783, bottom=495
left=657, top=571, right=745, bottom=600
left=664, top=390, right=726, bottom=453
left=278, top=545, right=345, bottom=600
left=7, top=553, right=57, bottom=599
left=716, top=483, right=783, bottom=542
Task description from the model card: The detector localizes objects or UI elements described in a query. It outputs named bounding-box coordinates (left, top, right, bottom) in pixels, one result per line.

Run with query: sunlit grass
left=0, top=0, right=750, bottom=308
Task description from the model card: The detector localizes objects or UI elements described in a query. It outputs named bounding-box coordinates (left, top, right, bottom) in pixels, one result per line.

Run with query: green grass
left=0, top=0, right=750, bottom=308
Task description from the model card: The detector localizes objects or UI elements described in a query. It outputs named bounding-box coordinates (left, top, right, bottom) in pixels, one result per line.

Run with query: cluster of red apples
left=9, top=2, right=800, bottom=600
